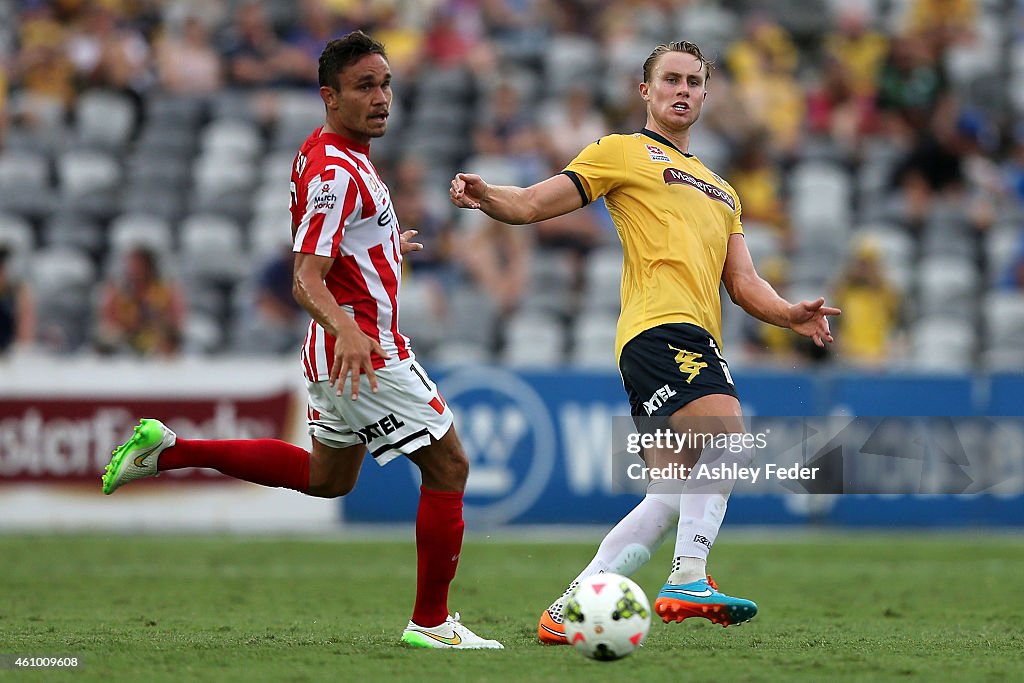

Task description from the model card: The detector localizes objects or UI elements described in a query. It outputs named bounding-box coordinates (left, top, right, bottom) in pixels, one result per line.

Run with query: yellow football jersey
left=563, top=129, right=744, bottom=361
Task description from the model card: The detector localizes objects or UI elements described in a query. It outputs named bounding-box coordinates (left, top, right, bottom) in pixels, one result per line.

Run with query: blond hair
left=642, top=41, right=711, bottom=83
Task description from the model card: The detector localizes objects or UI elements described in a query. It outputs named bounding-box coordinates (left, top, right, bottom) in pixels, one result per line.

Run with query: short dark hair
left=318, top=31, right=388, bottom=90
left=642, top=41, right=711, bottom=84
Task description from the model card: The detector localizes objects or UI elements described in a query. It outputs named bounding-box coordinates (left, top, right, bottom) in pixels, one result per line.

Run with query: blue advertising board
left=342, top=367, right=1024, bottom=527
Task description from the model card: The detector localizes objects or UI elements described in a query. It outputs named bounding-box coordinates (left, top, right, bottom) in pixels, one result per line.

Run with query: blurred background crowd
left=1, top=0, right=1023, bottom=372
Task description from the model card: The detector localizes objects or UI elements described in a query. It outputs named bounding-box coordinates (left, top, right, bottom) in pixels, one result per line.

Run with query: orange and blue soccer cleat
left=654, top=575, right=757, bottom=627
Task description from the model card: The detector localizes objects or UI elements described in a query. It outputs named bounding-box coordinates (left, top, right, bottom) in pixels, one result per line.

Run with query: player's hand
left=788, top=297, right=841, bottom=348
left=450, top=172, right=488, bottom=209
left=330, top=324, right=391, bottom=400
left=399, top=229, right=423, bottom=255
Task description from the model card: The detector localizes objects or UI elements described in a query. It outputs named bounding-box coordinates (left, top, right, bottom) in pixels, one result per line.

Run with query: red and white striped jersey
left=290, top=127, right=412, bottom=381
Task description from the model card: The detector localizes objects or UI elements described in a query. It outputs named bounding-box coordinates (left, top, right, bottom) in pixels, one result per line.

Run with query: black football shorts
left=619, top=322, right=739, bottom=423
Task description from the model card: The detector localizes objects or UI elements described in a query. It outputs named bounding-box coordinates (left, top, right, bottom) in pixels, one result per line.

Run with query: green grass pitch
left=1, top=532, right=1022, bottom=682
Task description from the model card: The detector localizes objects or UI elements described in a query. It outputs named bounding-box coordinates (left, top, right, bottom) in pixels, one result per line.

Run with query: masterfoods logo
left=437, top=367, right=557, bottom=525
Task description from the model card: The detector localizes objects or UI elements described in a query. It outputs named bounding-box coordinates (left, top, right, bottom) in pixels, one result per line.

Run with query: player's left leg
left=401, top=427, right=503, bottom=649
left=101, top=419, right=324, bottom=495
left=538, top=479, right=680, bottom=645
left=654, top=394, right=758, bottom=627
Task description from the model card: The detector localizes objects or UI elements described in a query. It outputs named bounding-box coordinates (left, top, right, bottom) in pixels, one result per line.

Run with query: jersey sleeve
left=730, top=194, right=744, bottom=236
left=561, top=135, right=626, bottom=206
left=292, top=165, right=361, bottom=257
left=722, top=179, right=744, bottom=236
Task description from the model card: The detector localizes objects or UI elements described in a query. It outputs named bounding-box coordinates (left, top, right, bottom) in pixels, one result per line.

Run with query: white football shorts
left=305, top=357, right=453, bottom=466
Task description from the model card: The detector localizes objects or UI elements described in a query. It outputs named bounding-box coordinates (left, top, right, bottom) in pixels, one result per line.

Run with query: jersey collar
left=640, top=128, right=693, bottom=157
left=317, top=127, right=371, bottom=155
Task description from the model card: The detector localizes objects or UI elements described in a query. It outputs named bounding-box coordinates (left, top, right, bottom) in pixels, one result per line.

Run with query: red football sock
left=158, top=439, right=310, bottom=493
left=412, top=486, right=465, bottom=627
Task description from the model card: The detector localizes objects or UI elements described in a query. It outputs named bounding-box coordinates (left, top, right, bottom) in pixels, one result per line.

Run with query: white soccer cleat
left=401, top=612, right=504, bottom=649
left=101, top=419, right=177, bottom=495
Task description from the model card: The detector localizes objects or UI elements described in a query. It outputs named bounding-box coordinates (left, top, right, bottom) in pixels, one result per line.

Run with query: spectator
left=155, top=15, right=222, bottom=95
left=220, top=1, right=309, bottom=89
left=66, top=2, right=151, bottom=93
left=823, top=9, right=889, bottom=98
left=806, top=57, right=879, bottom=154
left=890, top=101, right=966, bottom=229
left=741, top=256, right=802, bottom=366
left=473, top=79, right=547, bottom=184
left=728, top=17, right=805, bottom=156
left=540, top=84, right=610, bottom=168
left=10, top=1, right=75, bottom=128
left=0, top=247, right=36, bottom=354
left=875, top=32, right=948, bottom=135
left=998, top=233, right=1024, bottom=291
left=391, top=155, right=458, bottom=321
left=905, top=0, right=977, bottom=54
left=95, top=246, right=187, bottom=357
left=831, top=237, right=903, bottom=367
left=727, top=130, right=789, bottom=242
left=235, top=244, right=307, bottom=355
left=457, top=214, right=531, bottom=330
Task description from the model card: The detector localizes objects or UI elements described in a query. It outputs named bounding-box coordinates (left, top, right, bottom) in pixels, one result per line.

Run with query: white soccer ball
left=563, top=573, right=651, bottom=661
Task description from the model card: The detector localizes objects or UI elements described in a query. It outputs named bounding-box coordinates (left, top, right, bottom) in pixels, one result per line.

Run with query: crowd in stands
left=1, top=0, right=1024, bottom=372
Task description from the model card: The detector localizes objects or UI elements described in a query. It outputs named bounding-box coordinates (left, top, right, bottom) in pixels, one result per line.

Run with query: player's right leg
left=654, top=396, right=757, bottom=627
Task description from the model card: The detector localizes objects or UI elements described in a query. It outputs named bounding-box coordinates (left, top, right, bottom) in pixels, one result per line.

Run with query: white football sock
left=548, top=480, right=682, bottom=619
left=668, top=441, right=755, bottom=585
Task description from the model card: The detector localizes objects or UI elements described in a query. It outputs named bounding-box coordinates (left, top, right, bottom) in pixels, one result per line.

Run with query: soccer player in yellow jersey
left=450, top=41, right=840, bottom=643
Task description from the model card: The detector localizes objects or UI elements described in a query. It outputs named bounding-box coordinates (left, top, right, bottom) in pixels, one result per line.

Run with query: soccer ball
left=563, top=573, right=651, bottom=661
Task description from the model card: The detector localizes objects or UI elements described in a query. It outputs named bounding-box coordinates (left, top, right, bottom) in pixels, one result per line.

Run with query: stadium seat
left=261, top=150, right=298, bottom=186
left=502, top=311, right=564, bottom=367
left=789, top=160, right=852, bottom=245
left=0, top=213, right=34, bottom=277
left=43, top=214, right=105, bottom=259
left=57, top=150, right=121, bottom=199
left=570, top=313, right=618, bottom=368
left=200, top=119, right=263, bottom=160
left=741, top=223, right=784, bottom=268
left=543, top=35, right=602, bottom=97
left=0, top=150, right=52, bottom=218
left=984, top=224, right=1021, bottom=284
left=520, top=250, right=575, bottom=316
left=250, top=214, right=292, bottom=257
left=431, top=341, right=492, bottom=367
left=183, top=312, right=224, bottom=355
left=32, top=246, right=98, bottom=352
left=448, top=288, right=498, bottom=349
left=581, top=247, right=622, bottom=314
left=179, top=214, right=248, bottom=283
left=416, top=67, right=476, bottom=105
left=917, top=256, right=980, bottom=318
left=74, top=90, right=136, bottom=150
left=109, top=213, right=174, bottom=254
left=983, top=291, right=1024, bottom=349
left=908, top=316, right=976, bottom=371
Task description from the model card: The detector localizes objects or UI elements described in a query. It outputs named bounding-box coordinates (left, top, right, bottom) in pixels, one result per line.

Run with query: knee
left=422, top=446, right=469, bottom=492
left=307, top=477, right=356, bottom=499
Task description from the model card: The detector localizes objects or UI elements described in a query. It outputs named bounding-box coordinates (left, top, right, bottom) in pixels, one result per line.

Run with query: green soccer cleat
left=401, top=613, right=504, bottom=649
left=101, top=419, right=176, bottom=495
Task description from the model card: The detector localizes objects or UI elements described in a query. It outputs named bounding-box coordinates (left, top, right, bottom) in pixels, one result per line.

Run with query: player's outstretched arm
left=293, top=252, right=391, bottom=398
left=722, top=234, right=841, bottom=347
left=449, top=173, right=583, bottom=225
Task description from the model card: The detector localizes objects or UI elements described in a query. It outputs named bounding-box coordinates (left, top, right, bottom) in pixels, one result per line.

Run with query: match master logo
left=668, top=344, right=707, bottom=384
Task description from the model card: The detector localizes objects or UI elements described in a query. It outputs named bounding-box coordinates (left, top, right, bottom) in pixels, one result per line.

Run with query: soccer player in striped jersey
left=101, top=31, right=502, bottom=650
left=450, top=41, right=840, bottom=643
